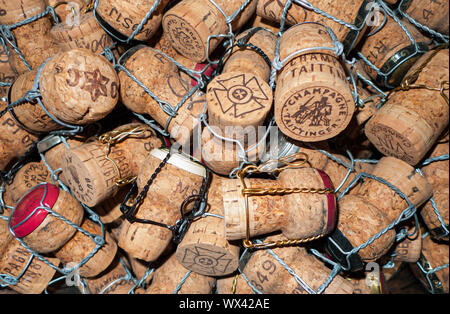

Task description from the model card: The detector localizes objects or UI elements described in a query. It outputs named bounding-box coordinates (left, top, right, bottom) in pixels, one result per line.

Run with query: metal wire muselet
left=97, top=124, right=152, bottom=188
left=236, top=152, right=335, bottom=249
left=385, top=44, right=450, bottom=106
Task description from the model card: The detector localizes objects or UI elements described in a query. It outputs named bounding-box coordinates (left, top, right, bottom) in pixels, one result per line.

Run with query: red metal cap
left=9, top=183, right=59, bottom=238
left=191, top=63, right=217, bottom=87
left=316, top=169, right=337, bottom=234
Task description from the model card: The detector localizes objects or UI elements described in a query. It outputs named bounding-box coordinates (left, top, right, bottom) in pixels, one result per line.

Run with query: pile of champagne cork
left=0, top=0, right=448, bottom=295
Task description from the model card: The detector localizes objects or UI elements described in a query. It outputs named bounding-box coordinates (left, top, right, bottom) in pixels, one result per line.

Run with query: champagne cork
left=39, top=134, right=87, bottom=186
left=328, top=194, right=397, bottom=264
left=410, top=234, right=449, bottom=294
left=274, top=23, right=355, bottom=142
left=328, top=157, right=432, bottom=267
left=3, top=161, right=52, bottom=205
left=359, top=13, right=429, bottom=89
left=8, top=69, right=60, bottom=133
left=118, top=148, right=207, bottom=262
left=162, top=0, right=257, bottom=62
left=61, top=123, right=161, bottom=207
left=0, top=238, right=60, bottom=294
left=175, top=174, right=241, bottom=276
left=0, top=0, right=61, bottom=75
left=223, top=166, right=337, bottom=241
left=200, top=116, right=267, bottom=176
left=79, top=256, right=142, bottom=294
left=95, top=0, right=169, bottom=42
left=399, top=0, right=449, bottom=36
left=256, top=0, right=370, bottom=53
left=45, top=0, right=90, bottom=23
left=206, top=28, right=276, bottom=140
left=50, top=12, right=117, bottom=56
left=365, top=49, right=449, bottom=166
left=9, top=183, right=84, bottom=254
left=118, top=46, right=206, bottom=146
left=9, top=183, right=118, bottom=278
left=8, top=48, right=119, bottom=133
left=392, top=222, right=422, bottom=263
left=357, top=156, right=433, bottom=222
left=145, top=253, right=216, bottom=294
left=55, top=218, right=117, bottom=277
left=152, top=30, right=200, bottom=72
left=240, top=234, right=353, bottom=294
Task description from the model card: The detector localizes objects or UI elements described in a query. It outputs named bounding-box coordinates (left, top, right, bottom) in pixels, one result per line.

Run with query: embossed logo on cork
left=178, top=245, right=234, bottom=276
left=164, top=15, right=203, bottom=60
left=280, top=86, right=350, bottom=140
left=209, top=74, right=269, bottom=119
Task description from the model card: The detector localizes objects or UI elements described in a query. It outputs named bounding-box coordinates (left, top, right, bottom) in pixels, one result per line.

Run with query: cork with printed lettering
left=0, top=239, right=60, bottom=294
left=42, top=136, right=87, bottom=186
left=391, top=221, right=422, bottom=263
left=80, top=256, right=144, bottom=294
left=95, top=0, right=169, bottom=42
left=241, top=234, right=354, bottom=294
left=400, top=0, right=449, bottom=36
left=359, top=14, right=429, bottom=88
left=39, top=48, right=119, bottom=126
left=162, top=0, right=257, bottom=62
left=365, top=49, right=449, bottom=165
left=0, top=0, right=61, bottom=75
left=3, top=161, right=52, bottom=204
left=274, top=23, right=355, bottom=142
left=51, top=12, right=117, bottom=57
left=60, top=123, right=161, bottom=207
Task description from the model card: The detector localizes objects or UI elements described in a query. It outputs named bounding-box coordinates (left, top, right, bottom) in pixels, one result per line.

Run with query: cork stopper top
left=39, top=48, right=119, bottom=125
left=206, top=72, right=273, bottom=130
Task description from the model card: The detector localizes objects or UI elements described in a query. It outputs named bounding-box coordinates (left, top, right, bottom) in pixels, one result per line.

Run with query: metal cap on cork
left=316, top=168, right=337, bottom=234
left=9, top=183, right=59, bottom=238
